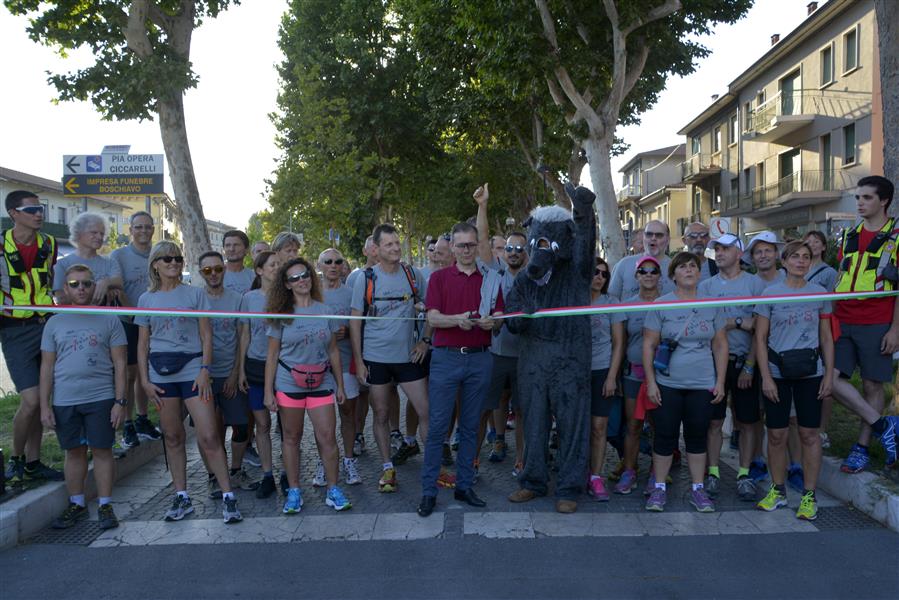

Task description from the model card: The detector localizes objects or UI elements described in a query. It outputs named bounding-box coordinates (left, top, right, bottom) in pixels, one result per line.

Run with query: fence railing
left=751, top=169, right=860, bottom=210
left=747, top=89, right=871, bottom=135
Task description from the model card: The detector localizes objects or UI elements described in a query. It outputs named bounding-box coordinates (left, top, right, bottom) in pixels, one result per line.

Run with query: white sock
left=590, top=475, right=601, bottom=482
left=98, top=497, right=112, bottom=506
left=222, top=491, right=234, bottom=500
left=692, top=482, right=704, bottom=491
left=383, top=462, right=394, bottom=471
left=70, top=494, right=85, bottom=507
left=654, top=482, right=666, bottom=491
left=176, top=490, right=189, bottom=499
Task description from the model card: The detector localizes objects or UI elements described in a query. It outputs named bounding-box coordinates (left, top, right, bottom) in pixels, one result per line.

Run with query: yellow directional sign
left=60, top=174, right=164, bottom=197
left=64, top=177, right=80, bottom=195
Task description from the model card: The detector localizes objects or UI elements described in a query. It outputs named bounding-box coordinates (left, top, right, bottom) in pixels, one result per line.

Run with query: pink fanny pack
left=629, top=364, right=645, bottom=380
left=279, top=360, right=329, bottom=389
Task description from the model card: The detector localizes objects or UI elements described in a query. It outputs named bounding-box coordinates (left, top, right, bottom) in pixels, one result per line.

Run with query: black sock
left=774, top=483, right=787, bottom=493
left=871, top=418, right=886, bottom=436
left=208, top=473, right=215, bottom=480
left=229, top=468, right=240, bottom=476
left=25, top=459, right=40, bottom=470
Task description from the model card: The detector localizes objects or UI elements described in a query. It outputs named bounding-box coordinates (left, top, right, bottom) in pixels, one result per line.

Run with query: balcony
left=680, top=153, right=722, bottom=183
left=616, top=184, right=643, bottom=203
left=746, top=90, right=871, bottom=144
left=751, top=169, right=860, bottom=212
left=0, top=217, right=70, bottom=240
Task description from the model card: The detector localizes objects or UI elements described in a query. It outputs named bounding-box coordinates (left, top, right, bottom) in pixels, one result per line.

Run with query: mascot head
left=522, top=205, right=574, bottom=286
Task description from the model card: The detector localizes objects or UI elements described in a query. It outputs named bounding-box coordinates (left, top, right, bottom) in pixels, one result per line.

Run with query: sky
left=0, top=0, right=812, bottom=229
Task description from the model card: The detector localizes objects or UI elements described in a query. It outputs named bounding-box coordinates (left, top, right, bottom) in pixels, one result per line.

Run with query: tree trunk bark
left=584, top=134, right=625, bottom=263
left=875, top=0, right=898, bottom=216
left=157, top=93, right=211, bottom=272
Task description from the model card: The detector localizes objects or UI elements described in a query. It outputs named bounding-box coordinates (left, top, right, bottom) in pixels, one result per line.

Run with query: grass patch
left=0, top=391, right=64, bottom=470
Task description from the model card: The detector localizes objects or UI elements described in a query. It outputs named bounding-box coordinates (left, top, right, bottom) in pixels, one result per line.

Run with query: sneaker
left=122, top=422, right=140, bottom=449
left=344, top=458, right=362, bottom=485
left=756, top=486, right=788, bottom=512
left=511, top=462, right=523, bottom=478
left=207, top=475, right=223, bottom=499
left=97, top=504, right=119, bottom=530
left=729, top=429, right=740, bottom=451
left=4, top=456, right=25, bottom=485
left=391, top=441, right=420, bottom=465
left=243, top=446, right=262, bottom=468
left=840, top=443, right=870, bottom=474
left=441, top=443, right=454, bottom=466
left=378, top=468, right=397, bottom=493
left=222, top=496, right=243, bottom=524
left=312, top=460, right=327, bottom=487
left=51, top=502, right=88, bottom=529
left=134, top=415, right=162, bottom=441
left=608, top=461, right=625, bottom=482
left=164, top=495, right=194, bottom=521
left=390, top=430, right=404, bottom=453
left=450, top=431, right=460, bottom=451
left=231, top=469, right=259, bottom=491
left=326, top=486, right=352, bottom=511
left=437, top=470, right=457, bottom=488
left=614, top=469, right=637, bottom=495
left=819, top=432, right=831, bottom=449
left=704, top=474, right=720, bottom=498
left=24, top=461, right=63, bottom=481
left=488, top=440, right=506, bottom=463
left=737, top=476, right=757, bottom=502
left=587, top=476, right=610, bottom=501
left=279, top=472, right=290, bottom=496
left=353, top=433, right=366, bottom=457
left=690, top=488, right=715, bottom=513
left=643, top=473, right=657, bottom=497
left=878, top=415, right=898, bottom=467
left=645, top=488, right=667, bottom=512
left=787, top=466, right=805, bottom=494
left=283, top=488, right=303, bottom=514
left=506, top=412, right=515, bottom=430
left=256, top=475, right=276, bottom=499
left=796, top=491, right=818, bottom=521
left=749, top=459, right=769, bottom=482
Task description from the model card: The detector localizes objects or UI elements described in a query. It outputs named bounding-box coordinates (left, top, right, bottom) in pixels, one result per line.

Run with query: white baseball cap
left=744, top=231, right=785, bottom=257
left=707, top=233, right=744, bottom=251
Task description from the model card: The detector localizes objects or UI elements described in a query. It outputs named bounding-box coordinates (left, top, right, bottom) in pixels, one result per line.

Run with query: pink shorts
left=275, top=390, right=335, bottom=410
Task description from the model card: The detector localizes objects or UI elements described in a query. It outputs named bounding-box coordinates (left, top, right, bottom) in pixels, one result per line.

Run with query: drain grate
left=28, top=521, right=105, bottom=545
left=813, top=506, right=883, bottom=531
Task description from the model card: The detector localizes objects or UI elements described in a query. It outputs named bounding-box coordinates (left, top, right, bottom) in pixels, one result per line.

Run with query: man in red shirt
left=417, top=222, right=504, bottom=516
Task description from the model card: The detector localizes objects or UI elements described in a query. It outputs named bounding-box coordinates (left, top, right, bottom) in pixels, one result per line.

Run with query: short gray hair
left=70, top=211, right=107, bottom=244
left=271, top=231, right=302, bottom=253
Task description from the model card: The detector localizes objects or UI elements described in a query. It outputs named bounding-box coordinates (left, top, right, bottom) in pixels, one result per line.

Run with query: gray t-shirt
left=608, top=254, right=674, bottom=301
left=110, top=244, right=149, bottom=306
left=806, top=263, right=838, bottom=292
left=644, top=292, right=726, bottom=390
left=322, top=284, right=353, bottom=373
left=590, top=294, right=617, bottom=371
left=135, top=285, right=211, bottom=383
left=350, top=264, right=427, bottom=363
left=239, top=289, right=269, bottom=361
left=698, top=272, right=765, bottom=358
left=40, top=313, right=126, bottom=406
left=345, top=267, right=367, bottom=293
left=491, top=268, right=521, bottom=357
left=267, top=301, right=340, bottom=393
left=758, top=269, right=786, bottom=288
left=614, top=294, right=653, bottom=376
left=754, top=281, right=830, bottom=379
left=206, top=288, right=243, bottom=378
left=53, top=252, right=121, bottom=293
left=223, top=268, right=255, bottom=296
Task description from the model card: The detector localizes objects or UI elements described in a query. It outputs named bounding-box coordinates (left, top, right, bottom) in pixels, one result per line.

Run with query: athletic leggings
left=652, top=384, right=715, bottom=456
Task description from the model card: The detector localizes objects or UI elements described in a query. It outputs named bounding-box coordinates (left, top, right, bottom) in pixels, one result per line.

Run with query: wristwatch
left=735, top=317, right=743, bottom=330
left=421, top=336, right=432, bottom=345
left=113, top=398, right=127, bottom=406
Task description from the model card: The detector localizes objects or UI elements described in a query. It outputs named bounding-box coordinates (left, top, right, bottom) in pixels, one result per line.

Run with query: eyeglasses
left=132, top=224, right=153, bottom=231
left=455, top=243, right=478, bottom=250
left=321, top=258, right=344, bottom=265
left=286, top=271, right=312, bottom=283
left=200, top=265, right=225, bottom=275
left=636, top=267, right=660, bottom=275
left=594, top=269, right=609, bottom=278
left=505, top=245, right=525, bottom=254
left=644, top=231, right=666, bottom=239
left=67, top=279, right=95, bottom=289
left=15, top=205, right=44, bottom=215
left=155, top=256, right=184, bottom=264
left=684, top=232, right=709, bottom=239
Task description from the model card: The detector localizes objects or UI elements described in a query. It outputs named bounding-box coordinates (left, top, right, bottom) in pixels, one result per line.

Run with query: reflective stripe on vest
left=1, top=229, right=56, bottom=319
left=836, top=219, right=899, bottom=294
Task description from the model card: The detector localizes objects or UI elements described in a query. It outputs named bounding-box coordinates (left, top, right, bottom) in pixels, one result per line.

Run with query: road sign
left=63, top=153, right=164, bottom=175
left=62, top=174, right=164, bottom=197
left=710, top=217, right=731, bottom=238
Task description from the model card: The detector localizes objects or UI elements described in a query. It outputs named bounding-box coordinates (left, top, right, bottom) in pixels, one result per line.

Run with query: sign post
left=62, top=149, right=164, bottom=197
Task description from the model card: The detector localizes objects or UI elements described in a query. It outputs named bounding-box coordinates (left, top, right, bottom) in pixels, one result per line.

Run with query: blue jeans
left=421, top=348, right=493, bottom=497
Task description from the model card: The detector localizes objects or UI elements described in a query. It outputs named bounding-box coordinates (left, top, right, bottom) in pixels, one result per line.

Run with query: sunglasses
left=321, top=258, right=344, bottom=265
left=636, top=267, right=660, bottom=275
left=67, top=279, right=95, bottom=289
left=644, top=231, right=665, bottom=239
left=505, top=245, right=526, bottom=253
left=684, top=232, right=709, bottom=239
left=200, top=265, right=225, bottom=275
left=594, top=269, right=609, bottom=278
left=156, top=256, right=184, bottom=264
left=455, top=243, right=478, bottom=250
left=15, top=205, right=44, bottom=215
left=286, top=271, right=312, bottom=283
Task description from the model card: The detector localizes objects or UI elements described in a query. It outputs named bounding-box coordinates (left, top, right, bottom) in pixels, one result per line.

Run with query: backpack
left=362, top=263, right=420, bottom=316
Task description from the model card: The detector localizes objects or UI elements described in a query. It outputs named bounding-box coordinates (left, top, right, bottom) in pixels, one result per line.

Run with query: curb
left=0, top=439, right=163, bottom=550
left=816, top=455, right=899, bottom=532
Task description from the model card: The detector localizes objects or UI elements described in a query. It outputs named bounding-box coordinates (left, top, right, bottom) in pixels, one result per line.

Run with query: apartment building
left=206, top=219, right=239, bottom=253
left=616, top=144, right=688, bottom=252
left=677, top=0, right=881, bottom=241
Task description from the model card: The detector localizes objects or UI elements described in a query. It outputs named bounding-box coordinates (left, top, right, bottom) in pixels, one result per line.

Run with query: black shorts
left=53, top=399, right=116, bottom=450
left=212, top=378, right=249, bottom=426
left=123, top=320, right=139, bottom=366
left=0, top=318, right=44, bottom=391
left=590, top=369, right=621, bottom=418
left=714, top=358, right=760, bottom=424
left=484, top=354, right=518, bottom=411
left=835, top=323, right=895, bottom=383
left=364, top=360, right=427, bottom=386
left=764, top=377, right=823, bottom=429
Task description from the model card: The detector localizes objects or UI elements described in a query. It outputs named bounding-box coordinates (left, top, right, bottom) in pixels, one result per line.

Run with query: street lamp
left=505, top=216, right=516, bottom=236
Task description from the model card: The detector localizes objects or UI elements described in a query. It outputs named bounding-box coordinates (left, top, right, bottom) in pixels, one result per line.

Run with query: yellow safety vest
left=835, top=218, right=899, bottom=294
left=1, top=229, right=56, bottom=319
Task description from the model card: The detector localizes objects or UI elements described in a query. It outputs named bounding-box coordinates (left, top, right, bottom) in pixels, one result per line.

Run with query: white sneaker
left=344, top=457, right=362, bottom=485
left=312, top=460, right=327, bottom=487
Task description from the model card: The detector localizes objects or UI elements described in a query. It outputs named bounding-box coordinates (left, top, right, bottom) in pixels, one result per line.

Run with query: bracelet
left=200, top=365, right=211, bottom=371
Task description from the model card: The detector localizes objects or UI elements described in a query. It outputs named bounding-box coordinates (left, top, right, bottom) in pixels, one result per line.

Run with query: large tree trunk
left=875, top=0, right=898, bottom=216
left=584, top=135, right=625, bottom=263
left=158, top=93, right=211, bottom=271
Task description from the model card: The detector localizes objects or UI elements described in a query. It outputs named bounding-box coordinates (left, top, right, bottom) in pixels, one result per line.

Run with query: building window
left=711, top=184, right=721, bottom=211
left=743, top=168, right=751, bottom=196
left=843, top=123, right=856, bottom=165
left=743, top=101, right=752, bottom=131
left=729, top=114, right=738, bottom=145
left=821, top=133, right=833, bottom=190
left=730, top=177, right=739, bottom=198
left=693, top=189, right=702, bottom=216
left=691, top=136, right=700, bottom=155
left=820, top=43, right=834, bottom=87
left=713, top=127, right=721, bottom=153
left=843, top=25, right=859, bottom=73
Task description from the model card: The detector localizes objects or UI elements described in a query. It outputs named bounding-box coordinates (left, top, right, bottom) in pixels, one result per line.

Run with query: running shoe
left=283, top=488, right=303, bottom=514
left=756, top=486, right=788, bottom=512
left=450, top=431, right=460, bottom=451
left=256, top=475, right=276, bottom=499
left=391, top=441, right=420, bottom=465
left=587, top=476, right=610, bottom=501
left=879, top=415, right=898, bottom=467
left=51, top=502, right=88, bottom=529
left=506, top=411, right=515, bottom=430
left=840, top=443, right=870, bottom=474
left=5, top=456, right=25, bottom=485
left=164, top=495, right=194, bottom=521
left=344, top=457, right=362, bottom=485
left=512, top=462, right=523, bottom=478
left=704, top=474, right=720, bottom=498
left=97, top=504, right=119, bottom=530
left=608, top=461, right=626, bottom=482
left=488, top=440, right=506, bottom=463
left=232, top=469, right=259, bottom=491
left=207, top=475, right=223, bottom=499
left=326, top=486, right=352, bottom=511
left=122, top=422, right=140, bottom=449
left=135, top=415, right=162, bottom=441
left=819, top=432, right=831, bottom=449
left=796, top=491, right=818, bottom=521
left=737, top=476, right=757, bottom=502
left=313, top=460, right=327, bottom=487
left=222, top=496, right=243, bottom=524
left=749, top=459, right=769, bottom=482
left=24, top=461, right=63, bottom=481
left=441, top=443, right=454, bottom=466
left=437, top=470, right=457, bottom=489
left=787, top=466, right=805, bottom=494
left=690, top=488, right=715, bottom=513
left=243, top=446, right=262, bottom=468
left=643, top=473, right=657, bottom=497
left=613, top=469, right=637, bottom=495
left=353, top=433, right=366, bottom=457
left=378, top=468, right=397, bottom=493
left=390, top=430, right=404, bottom=453
left=645, top=488, right=667, bottom=512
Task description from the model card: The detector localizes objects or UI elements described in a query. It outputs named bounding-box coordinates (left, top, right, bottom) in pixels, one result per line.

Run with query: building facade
left=206, top=219, right=238, bottom=253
